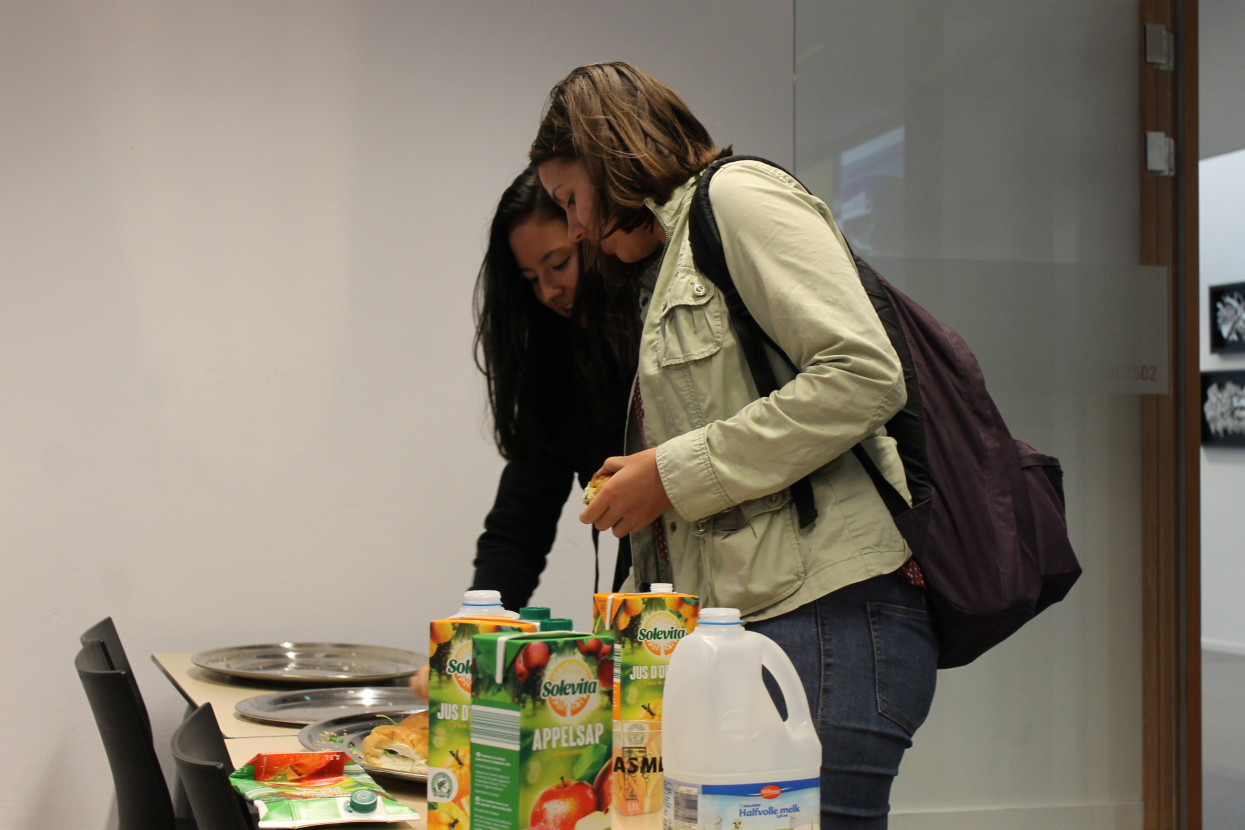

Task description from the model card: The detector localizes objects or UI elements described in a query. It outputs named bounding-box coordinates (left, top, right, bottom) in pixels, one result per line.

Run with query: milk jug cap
left=650, top=582, right=674, bottom=593
left=698, top=607, right=743, bottom=625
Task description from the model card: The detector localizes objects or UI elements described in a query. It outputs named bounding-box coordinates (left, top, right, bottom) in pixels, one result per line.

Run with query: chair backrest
left=80, top=616, right=150, bottom=733
left=172, top=703, right=254, bottom=830
left=75, top=639, right=180, bottom=830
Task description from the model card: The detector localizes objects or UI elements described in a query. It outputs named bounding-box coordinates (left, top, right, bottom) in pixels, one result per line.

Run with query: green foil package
left=229, top=751, right=419, bottom=828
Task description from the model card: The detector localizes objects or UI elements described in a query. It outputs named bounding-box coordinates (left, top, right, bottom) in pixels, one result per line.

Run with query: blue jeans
left=749, top=573, right=938, bottom=829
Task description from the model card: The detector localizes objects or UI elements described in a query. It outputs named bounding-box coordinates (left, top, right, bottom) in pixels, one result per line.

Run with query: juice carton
left=428, top=616, right=537, bottom=830
left=469, top=631, right=614, bottom=830
left=592, top=586, right=699, bottom=828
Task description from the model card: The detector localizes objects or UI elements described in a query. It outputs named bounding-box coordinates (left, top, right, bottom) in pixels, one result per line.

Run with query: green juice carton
left=469, top=630, right=614, bottom=830
left=592, top=585, right=699, bottom=830
left=428, top=616, right=538, bottom=830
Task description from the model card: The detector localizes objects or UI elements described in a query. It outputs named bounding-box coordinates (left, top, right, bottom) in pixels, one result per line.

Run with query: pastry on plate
left=360, top=710, right=428, bottom=774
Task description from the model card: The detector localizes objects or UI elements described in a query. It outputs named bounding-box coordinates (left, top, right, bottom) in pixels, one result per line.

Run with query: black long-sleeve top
left=469, top=378, right=631, bottom=611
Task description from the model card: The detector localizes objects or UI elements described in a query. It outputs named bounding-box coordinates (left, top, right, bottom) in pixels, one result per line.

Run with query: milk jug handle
left=760, top=637, right=815, bottom=730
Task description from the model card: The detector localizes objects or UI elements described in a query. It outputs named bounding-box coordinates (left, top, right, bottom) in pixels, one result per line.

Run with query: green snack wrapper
left=229, top=751, right=419, bottom=828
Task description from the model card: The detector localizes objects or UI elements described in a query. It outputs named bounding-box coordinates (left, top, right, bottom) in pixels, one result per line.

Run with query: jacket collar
left=645, top=173, right=700, bottom=239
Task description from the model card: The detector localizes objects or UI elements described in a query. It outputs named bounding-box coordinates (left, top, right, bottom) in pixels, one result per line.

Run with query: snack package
left=592, top=587, right=699, bottom=828
left=229, top=751, right=419, bottom=828
left=469, top=630, right=614, bottom=830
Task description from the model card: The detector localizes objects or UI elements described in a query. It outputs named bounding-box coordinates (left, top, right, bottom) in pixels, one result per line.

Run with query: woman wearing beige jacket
left=530, top=62, right=938, bottom=829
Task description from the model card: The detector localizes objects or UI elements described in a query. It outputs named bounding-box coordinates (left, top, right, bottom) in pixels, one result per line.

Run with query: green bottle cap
left=348, top=789, right=379, bottom=813
left=519, top=606, right=552, bottom=620
left=542, top=617, right=574, bottom=631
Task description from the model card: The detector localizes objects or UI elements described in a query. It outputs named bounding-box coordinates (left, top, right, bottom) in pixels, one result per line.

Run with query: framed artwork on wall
left=1201, top=370, right=1245, bottom=447
left=1209, top=281, right=1245, bottom=353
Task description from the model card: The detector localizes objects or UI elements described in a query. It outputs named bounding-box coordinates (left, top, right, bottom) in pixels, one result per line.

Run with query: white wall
left=3, top=2, right=1157, bottom=828
left=1199, top=147, right=1245, bottom=654
left=0, top=3, right=793, bottom=827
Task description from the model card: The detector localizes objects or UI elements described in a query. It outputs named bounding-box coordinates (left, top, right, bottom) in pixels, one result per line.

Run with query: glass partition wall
left=794, top=3, right=1165, bottom=826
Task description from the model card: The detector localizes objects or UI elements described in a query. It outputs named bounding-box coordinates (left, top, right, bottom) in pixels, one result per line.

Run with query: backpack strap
left=689, top=155, right=923, bottom=529
left=689, top=155, right=818, bottom=528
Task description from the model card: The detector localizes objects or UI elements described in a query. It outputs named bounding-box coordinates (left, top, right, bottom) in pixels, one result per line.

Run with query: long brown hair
left=529, top=62, right=730, bottom=242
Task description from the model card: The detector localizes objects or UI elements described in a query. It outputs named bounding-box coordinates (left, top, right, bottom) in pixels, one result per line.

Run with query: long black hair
left=473, top=167, right=638, bottom=462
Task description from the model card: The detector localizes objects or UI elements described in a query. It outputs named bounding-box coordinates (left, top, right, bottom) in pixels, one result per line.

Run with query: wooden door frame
left=1140, top=0, right=1200, bottom=827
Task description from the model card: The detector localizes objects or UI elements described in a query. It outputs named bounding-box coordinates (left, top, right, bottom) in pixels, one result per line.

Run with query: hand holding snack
left=578, top=450, right=672, bottom=538
left=582, top=473, right=611, bottom=504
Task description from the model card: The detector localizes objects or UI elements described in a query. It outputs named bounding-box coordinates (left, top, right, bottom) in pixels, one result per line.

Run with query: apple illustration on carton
left=530, top=778, right=597, bottom=830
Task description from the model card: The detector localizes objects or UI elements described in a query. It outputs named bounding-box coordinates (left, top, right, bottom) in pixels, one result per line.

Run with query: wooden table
left=153, top=652, right=426, bottom=826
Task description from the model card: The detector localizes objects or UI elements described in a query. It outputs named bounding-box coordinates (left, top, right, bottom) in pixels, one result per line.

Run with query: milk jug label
left=663, top=777, right=820, bottom=830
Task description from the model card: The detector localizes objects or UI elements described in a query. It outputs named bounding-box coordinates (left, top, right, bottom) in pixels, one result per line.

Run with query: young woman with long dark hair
left=468, top=165, right=638, bottom=607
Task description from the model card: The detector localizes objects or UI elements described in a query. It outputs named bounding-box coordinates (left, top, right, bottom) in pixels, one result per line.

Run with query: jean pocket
left=868, top=600, right=938, bottom=735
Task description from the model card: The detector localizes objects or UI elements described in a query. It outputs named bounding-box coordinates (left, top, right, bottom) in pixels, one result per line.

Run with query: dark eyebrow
left=539, top=248, right=567, bottom=265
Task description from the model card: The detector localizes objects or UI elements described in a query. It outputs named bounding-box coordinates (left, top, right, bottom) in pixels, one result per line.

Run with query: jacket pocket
left=657, top=272, right=724, bottom=366
left=703, top=493, right=803, bottom=614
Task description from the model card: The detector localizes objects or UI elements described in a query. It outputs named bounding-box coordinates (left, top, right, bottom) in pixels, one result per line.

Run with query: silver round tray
left=236, top=686, right=423, bottom=726
left=300, top=710, right=427, bottom=782
left=192, top=642, right=426, bottom=684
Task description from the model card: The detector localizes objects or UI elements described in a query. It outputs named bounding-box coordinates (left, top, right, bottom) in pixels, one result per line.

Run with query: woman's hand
left=408, top=664, right=429, bottom=702
left=579, top=448, right=672, bottom=537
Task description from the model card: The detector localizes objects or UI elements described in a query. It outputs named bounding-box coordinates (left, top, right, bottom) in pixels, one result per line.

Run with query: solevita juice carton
left=469, top=631, right=614, bottom=830
left=592, top=588, right=699, bottom=829
left=428, top=616, right=537, bottom=830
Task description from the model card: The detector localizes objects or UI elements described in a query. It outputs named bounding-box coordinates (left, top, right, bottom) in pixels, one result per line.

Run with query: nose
left=565, top=210, right=587, bottom=242
left=539, top=274, right=565, bottom=306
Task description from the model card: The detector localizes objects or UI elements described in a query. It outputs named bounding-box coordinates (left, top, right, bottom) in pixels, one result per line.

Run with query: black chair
left=172, top=703, right=255, bottom=830
left=76, top=637, right=195, bottom=829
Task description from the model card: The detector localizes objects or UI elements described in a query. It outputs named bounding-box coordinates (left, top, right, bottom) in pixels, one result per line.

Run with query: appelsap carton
left=592, top=587, right=699, bottom=826
left=469, top=631, right=614, bottom=830
left=427, top=616, right=537, bottom=830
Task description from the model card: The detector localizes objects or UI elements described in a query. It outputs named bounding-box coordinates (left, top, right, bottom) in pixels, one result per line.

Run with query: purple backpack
left=689, top=156, right=1081, bottom=668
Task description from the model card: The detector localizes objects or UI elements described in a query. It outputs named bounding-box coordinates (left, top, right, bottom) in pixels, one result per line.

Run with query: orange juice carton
left=591, top=584, right=699, bottom=826
left=428, top=616, right=537, bottom=829
left=469, top=630, right=614, bottom=830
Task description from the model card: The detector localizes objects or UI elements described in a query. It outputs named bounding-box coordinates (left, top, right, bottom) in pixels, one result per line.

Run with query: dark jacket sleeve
left=469, top=457, right=575, bottom=610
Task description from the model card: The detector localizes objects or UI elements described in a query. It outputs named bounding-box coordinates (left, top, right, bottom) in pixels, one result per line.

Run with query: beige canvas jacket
left=626, top=159, right=913, bottom=620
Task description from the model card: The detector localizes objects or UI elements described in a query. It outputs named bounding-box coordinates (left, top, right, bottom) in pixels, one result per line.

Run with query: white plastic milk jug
left=662, top=607, right=821, bottom=830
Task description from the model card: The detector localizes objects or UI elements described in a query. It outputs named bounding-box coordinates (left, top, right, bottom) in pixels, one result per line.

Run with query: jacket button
left=693, top=521, right=707, bottom=536
left=669, top=522, right=678, bottom=533
left=692, top=283, right=706, bottom=296
left=768, top=493, right=783, bottom=505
